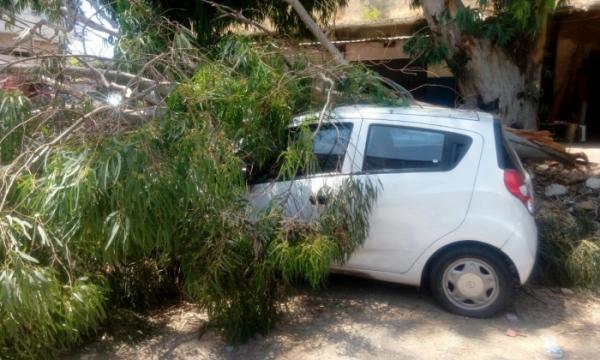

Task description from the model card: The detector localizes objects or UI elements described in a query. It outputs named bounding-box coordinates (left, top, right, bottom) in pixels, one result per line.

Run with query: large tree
left=406, top=0, right=561, bottom=129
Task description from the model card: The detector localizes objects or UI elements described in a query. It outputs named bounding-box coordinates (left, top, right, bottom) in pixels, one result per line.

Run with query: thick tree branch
left=282, top=0, right=347, bottom=66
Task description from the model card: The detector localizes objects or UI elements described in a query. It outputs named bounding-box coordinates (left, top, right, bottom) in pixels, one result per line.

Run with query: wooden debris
left=505, top=128, right=588, bottom=166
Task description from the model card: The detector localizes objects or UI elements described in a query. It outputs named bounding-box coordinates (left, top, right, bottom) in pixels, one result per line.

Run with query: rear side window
left=363, top=124, right=472, bottom=173
left=312, top=123, right=353, bottom=173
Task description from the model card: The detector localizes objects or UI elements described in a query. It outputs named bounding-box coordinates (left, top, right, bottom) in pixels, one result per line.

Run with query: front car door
left=248, top=119, right=361, bottom=220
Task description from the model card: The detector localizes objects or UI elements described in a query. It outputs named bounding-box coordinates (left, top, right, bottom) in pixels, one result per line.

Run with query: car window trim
left=360, top=123, right=473, bottom=175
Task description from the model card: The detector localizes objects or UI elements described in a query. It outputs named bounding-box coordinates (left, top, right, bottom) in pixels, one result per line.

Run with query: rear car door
left=343, top=119, right=483, bottom=274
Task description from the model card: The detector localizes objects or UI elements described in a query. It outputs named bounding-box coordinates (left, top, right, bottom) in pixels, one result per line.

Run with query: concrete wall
left=333, top=0, right=422, bottom=28
left=344, top=40, right=408, bottom=61
left=333, top=0, right=600, bottom=29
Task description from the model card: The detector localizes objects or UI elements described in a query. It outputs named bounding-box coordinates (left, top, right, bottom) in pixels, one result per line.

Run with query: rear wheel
left=430, top=247, right=514, bottom=317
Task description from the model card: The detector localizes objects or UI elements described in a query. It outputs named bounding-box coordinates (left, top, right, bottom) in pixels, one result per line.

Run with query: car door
left=342, top=119, right=483, bottom=274
left=248, top=120, right=361, bottom=220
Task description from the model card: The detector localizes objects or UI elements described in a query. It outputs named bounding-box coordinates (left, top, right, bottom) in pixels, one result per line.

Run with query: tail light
left=504, top=169, right=534, bottom=214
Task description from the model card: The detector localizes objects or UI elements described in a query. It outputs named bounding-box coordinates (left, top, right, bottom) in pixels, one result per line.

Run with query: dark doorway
left=586, top=51, right=600, bottom=140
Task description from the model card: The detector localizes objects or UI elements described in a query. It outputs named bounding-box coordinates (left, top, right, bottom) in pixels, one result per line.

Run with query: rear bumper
left=500, top=215, right=538, bottom=284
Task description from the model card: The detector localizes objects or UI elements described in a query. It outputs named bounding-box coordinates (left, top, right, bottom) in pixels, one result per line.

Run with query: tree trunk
left=419, top=0, right=546, bottom=130
left=456, top=39, right=542, bottom=129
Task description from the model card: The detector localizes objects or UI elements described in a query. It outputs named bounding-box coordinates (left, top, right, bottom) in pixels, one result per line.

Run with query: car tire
left=429, top=247, right=515, bottom=318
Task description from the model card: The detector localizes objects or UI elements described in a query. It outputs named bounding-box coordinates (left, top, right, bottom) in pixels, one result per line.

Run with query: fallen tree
left=0, top=2, right=408, bottom=358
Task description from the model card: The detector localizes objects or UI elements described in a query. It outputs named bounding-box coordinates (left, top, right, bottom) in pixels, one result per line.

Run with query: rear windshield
left=493, top=118, right=526, bottom=174
left=494, top=119, right=516, bottom=170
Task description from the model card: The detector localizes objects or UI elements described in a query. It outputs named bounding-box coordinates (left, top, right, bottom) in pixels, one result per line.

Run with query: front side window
left=363, top=124, right=471, bottom=172
left=251, top=122, right=353, bottom=183
left=312, top=123, right=353, bottom=173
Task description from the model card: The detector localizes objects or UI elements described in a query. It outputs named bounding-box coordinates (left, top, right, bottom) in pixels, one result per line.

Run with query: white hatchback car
left=250, top=104, right=537, bottom=317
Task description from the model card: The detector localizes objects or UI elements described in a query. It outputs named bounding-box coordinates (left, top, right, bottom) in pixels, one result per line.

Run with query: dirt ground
left=67, top=275, right=600, bottom=360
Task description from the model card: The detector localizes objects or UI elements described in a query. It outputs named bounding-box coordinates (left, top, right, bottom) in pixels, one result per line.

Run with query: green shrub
left=183, top=178, right=377, bottom=343
left=536, top=206, right=600, bottom=288
left=0, top=261, right=105, bottom=359
left=566, top=239, right=600, bottom=288
left=0, top=91, right=29, bottom=164
left=107, top=255, right=180, bottom=311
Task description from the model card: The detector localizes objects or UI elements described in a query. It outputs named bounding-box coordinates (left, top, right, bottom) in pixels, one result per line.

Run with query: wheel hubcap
left=442, top=258, right=499, bottom=310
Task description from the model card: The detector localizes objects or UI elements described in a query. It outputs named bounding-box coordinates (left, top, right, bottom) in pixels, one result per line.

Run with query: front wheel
left=430, top=247, right=515, bottom=317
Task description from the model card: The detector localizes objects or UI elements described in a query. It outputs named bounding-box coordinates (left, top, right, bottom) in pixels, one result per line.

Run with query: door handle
left=309, top=194, right=328, bottom=205
left=317, top=194, right=328, bottom=204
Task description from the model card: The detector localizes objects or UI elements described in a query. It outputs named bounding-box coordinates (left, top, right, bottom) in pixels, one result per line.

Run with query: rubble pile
left=534, top=162, right=600, bottom=211
left=529, top=161, right=600, bottom=288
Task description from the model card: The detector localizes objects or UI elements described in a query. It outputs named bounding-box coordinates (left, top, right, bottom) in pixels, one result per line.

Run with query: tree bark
left=456, top=39, right=541, bottom=129
left=419, top=0, right=546, bottom=129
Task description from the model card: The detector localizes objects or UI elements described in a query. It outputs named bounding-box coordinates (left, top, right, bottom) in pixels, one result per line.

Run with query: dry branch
left=0, top=62, right=174, bottom=96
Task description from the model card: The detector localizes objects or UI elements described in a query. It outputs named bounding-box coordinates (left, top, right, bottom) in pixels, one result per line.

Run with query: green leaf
left=16, top=250, right=39, bottom=264
left=105, top=221, right=120, bottom=251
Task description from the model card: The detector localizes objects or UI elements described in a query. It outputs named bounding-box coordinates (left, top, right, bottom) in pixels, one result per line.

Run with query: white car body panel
left=249, top=105, right=537, bottom=287
left=342, top=119, right=483, bottom=274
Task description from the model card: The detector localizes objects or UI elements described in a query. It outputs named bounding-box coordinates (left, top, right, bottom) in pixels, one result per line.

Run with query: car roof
left=292, top=103, right=489, bottom=126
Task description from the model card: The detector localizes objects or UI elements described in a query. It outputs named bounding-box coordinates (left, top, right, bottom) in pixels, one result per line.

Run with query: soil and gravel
left=67, top=275, right=600, bottom=360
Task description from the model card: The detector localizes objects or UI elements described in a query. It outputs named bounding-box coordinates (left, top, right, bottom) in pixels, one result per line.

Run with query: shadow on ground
left=67, top=274, right=600, bottom=360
